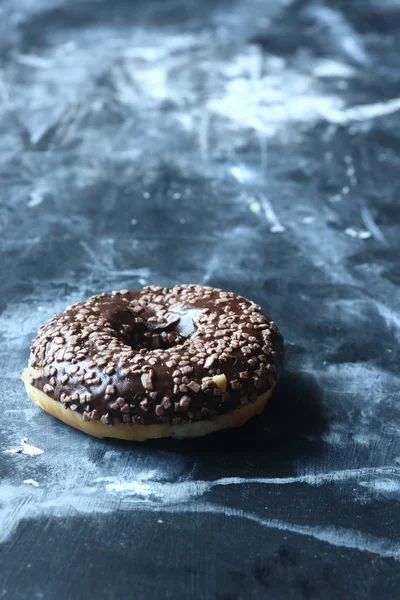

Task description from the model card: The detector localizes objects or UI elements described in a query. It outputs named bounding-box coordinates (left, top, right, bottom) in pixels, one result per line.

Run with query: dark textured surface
left=0, top=0, right=400, bottom=598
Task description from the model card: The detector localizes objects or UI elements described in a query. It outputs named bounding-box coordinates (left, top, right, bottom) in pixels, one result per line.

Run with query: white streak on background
left=1, top=465, right=399, bottom=556
left=164, top=504, right=400, bottom=560
left=16, top=54, right=52, bottom=69
left=23, top=479, right=40, bottom=487
left=247, top=197, right=285, bottom=232
left=313, top=59, right=356, bottom=79
left=27, top=190, right=44, bottom=208
left=375, top=302, right=400, bottom=337
left=323, top=98, right=400, bottom=125
left=201, top=251, right=221, bottom=285
left=105, top=467, right=400, bottom=501
left=307, top=6, right=368, bottom=65
left=345, top=228, right=372, bottom=240
left=230, top=165, right=254, bottom=183
left=199, top=110, right=210, bottom=161
left=4, top=438, right=44, bottom=456
left=361, top=206, right=388, bottom=245
left=260, top=197, right=285, bottom=232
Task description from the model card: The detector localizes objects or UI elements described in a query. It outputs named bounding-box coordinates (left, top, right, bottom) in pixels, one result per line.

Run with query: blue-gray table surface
left=0, top=0, right=399, bottom=598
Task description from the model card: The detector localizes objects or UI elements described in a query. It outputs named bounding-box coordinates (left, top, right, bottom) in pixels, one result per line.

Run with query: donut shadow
left=140, top=370, right=328, bottom=459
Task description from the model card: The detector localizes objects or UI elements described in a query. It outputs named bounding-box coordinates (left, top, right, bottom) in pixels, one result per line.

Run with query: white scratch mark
left=199, top=110, right=210, bottom=161
left=361, top=206, right=388, bottom=246
left=168, top=504, right=400, bottom=560
left=323, top=97, right=400, bottom=125
left=345, top=228, right=372, bottom=240
left=106, top=480, right=154, bottom=496
left=313, top=59, right=356, bottom=79
left=208, top=70, right=345, bottom=137
left=260, top=197, right=285, bottom=233
left=258, top=130, right=268, bottom=173
left=307, top=6, right=368, bottom=66
left=27, top=191, right=44, bottom=208
left=375, top=301, right=400, bottom=337
left=230, top=165, right=254, bottom=184
left=1, top=466, right=399, bottom=551
left=16, top=54, right=52, bottom=69
left=106, top=467, right=400, bottom=502
left=4, top=438, right=44, bottom=457
left=202, top=251, right=220, bottom=285
left=249, top=199, right=262, bottom=215
left=359, top=479, right=400, bottom=494
left=0, top=70, right=9, bottom=103
left=79, top=240, right=98, bottom=262
left=23, top=479, right=40, bottom=487
left=248, top=197, right=285, bottom=232
left=103, top=468, right=400, bottom=558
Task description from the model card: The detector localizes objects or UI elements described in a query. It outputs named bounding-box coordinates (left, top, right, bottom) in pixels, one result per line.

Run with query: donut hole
left=123, top=308, right=202, bottom=352
left=127, top=329, right=177, bottom=352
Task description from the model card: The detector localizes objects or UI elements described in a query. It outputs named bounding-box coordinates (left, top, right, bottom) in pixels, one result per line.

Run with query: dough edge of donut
left=21, top=367, right=276, bottom=441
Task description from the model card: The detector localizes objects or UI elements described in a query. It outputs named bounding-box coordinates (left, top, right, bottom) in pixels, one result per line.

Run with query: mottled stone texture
left=0, top=1, right=399, bottom=598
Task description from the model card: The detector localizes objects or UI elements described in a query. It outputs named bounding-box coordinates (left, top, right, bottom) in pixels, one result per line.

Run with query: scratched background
left=0, top=0, right=400, bottom=598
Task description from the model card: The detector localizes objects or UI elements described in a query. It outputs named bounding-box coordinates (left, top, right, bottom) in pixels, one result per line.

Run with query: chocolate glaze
left=28, top=285, right=284, bottom=426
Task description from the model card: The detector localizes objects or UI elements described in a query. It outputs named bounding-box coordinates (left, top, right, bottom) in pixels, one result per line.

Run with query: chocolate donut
left=21, top=285, right=284, bottom=440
